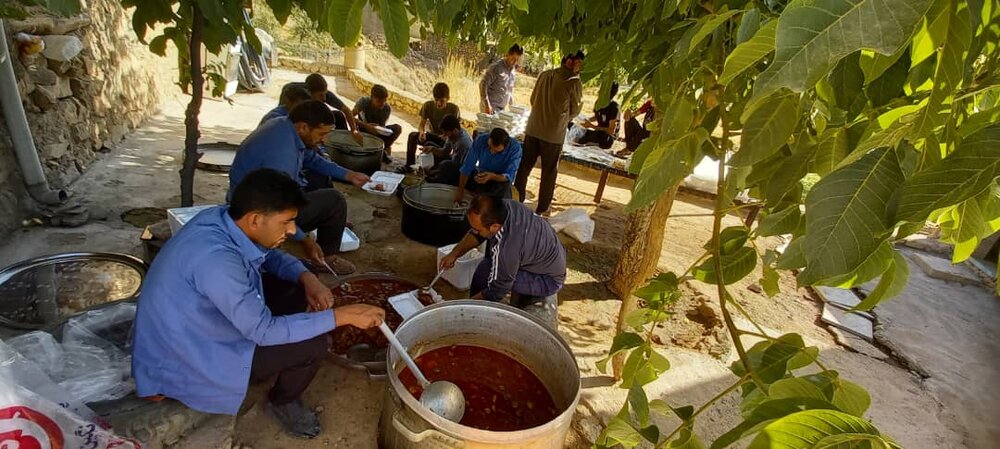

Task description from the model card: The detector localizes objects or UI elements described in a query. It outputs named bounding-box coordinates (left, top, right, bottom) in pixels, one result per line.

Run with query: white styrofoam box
left=306, top=227, right=361, bottom=252
left=437, top=243, right=487, bottom=290
left=362, top=171, right=405, bottom=196
left=167, top=204, right=217, bottom=235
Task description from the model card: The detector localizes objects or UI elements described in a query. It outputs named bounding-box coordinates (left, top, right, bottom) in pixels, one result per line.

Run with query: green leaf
left=737, top=8, right=762, bottom=44
left=377, top=0, right=410, bottom=57
left=831, top=379, right=872, bottom=417
left=762, top=133, right=818, bottom=205
left=148, top=34, right=169, bottom=57
left=938, top=184, right=1000, bottom=263
left=650, top=399, right=674, bottom=417
left=821, top=241, right=895, bottom=288
left=721, top=20, right=778, bottom=85
left=668, top=427, right=707, bottom=449
left=753, top=0, right=933, bottom=97
left=866, top=48, right=911, bottom=107
left=855, top=247, right=909, bottom=310
left=596, top=333, right=645, bottom=373
left=635, top=272, right=681, bottom=301
left=730, top=89, right=799, bottom=167
left=776, top=237, right=807, bottom=270
left=909, top=0, right=973, bottom=139
left=628, top=384, right=650, bottom=427
left=758, top=207, right=802, bottom=237
left=827, top=52, right=866, bottom=112
left=714, top=226, right=751, bottom=254
left=197, top=0, right=226, bottom=23
left=327, top=0, right=366, bottom=47
left=649, top=349, right=671, bottom=372
left=46, top=0, right=81, bottom=16
left=689, top=9, right=742, bottom=55
left=811, top=128, right=849, bottom=176
left=694, top=247, right=758, bottom=285
left=627, top=129, right=708, bottom=212
left=510, top=0, right=529, bottom=12
left=640, top=425, right=662, bottom=444
left=859, top=45, right=908, bottom=83
left=604, top=416, right=644, bottom=448
left=761, top=250, right=781, bottom=297
left=759, top=334, right=808, bottom=383
left=748, top=409, right=890, bottom=449
left=798, top=148, right=905, bottom=285
left=894, top=123, right=1000, bottom=223
left=769, top=378, right=829, bottom=401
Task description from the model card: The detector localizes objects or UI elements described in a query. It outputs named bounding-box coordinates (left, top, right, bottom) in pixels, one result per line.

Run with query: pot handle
left=392, top=410, right=464, bottom=448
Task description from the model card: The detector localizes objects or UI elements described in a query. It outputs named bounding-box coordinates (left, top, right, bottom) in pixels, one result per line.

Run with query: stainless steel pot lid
left=0, top=253, right=147, bottom=330
left=403, top=184, right=472, bottom=214
left=325, top=130, right=384, bottom=154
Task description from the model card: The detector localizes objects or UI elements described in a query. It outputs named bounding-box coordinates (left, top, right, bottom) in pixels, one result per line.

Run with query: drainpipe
left=0, top=19, right=68, bottom=205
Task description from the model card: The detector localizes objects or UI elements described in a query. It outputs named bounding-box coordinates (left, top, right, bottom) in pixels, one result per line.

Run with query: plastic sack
left=565, top=123, right=587, bottom=144
left=0, top=370, right=141, bottom=448
left=548, top=208, right=595, bottom=243
left=0, top=339, right=96, bottom=423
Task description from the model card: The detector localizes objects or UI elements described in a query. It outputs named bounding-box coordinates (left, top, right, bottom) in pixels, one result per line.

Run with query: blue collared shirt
left=132, top=206, right=337, bottom=415
left=259, top=105, right=288, bottom=126
left=229, top=117, right=348, bottom=197
left=460, top=134, right=522, bottom=182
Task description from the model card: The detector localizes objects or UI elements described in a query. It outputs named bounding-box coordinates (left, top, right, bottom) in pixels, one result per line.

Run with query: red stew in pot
left=329, top=278, right=431, bottom=354
left=398, top=345, right=560, bottom=431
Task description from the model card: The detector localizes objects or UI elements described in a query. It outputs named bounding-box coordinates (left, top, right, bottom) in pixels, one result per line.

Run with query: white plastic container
left=362, top=171, right=404, bottom=196
left=167, top=204, right=217, bottom=235
left=436, top=243, right=486, bottom=290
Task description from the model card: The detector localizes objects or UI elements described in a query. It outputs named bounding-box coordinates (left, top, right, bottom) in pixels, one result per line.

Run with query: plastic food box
left=436, top=243, right=487, bottom=290
left=362, top=171, right=405, bottom=196
left=167, top=204, right=217, bottom=235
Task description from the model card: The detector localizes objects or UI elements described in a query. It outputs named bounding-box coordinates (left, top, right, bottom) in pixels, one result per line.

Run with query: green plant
left=0, top=0, right=79, bottom=18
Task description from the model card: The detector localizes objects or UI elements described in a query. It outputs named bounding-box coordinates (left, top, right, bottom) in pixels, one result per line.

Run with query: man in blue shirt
left=260, top=85, right=311, bottom=126
left=230, top=100, right=370, bottom=275
left=133, top=169, right=385, bottom=438
left=452, top=128, right=522, bottom=201
left=430, top=114, right=474, bottom=185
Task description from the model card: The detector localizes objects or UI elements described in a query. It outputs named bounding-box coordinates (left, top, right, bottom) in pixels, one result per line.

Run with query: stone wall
left=0, top=1, right=177, bottom=236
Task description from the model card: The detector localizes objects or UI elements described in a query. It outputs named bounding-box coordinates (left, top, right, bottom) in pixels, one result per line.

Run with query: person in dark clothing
left=452, top=128, right=522, bottom=200
left=515, top=51, right=585, bottom=216
left=229, top=100, right=370, bottom=275
left=352, top=84, right=402, bottom=161
left=575, top=82, right=620, bottom=149
left=622, top=99, right=656, bottom=154
left=440, top=196, right=566, bottom=303
left=282, top=73, right=363, bottom=144
left=261, top=85, right=312, bottom=126
left=430, top=114, right=474, bottom=185
left=403, top=82, right=461, bottom=171
left=133, top=169, right=385, bottom=439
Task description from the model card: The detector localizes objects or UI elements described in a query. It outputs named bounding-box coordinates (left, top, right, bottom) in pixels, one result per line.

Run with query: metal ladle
left=378, top=322, right=466, bottom=422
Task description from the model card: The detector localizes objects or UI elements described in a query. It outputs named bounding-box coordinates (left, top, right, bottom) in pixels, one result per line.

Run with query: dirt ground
left=1, top=66, right=997, bottom=448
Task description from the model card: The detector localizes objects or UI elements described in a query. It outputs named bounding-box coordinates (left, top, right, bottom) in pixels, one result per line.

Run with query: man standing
left=441, top=196, right=566, bottom=317
left=229, top=100, right=370, bottom=275
left=352, top=84, right=403, bottom=160
left=133, top=169, right=385, bottom=438
left=282, top=73, right=363, bottom=144
left=479, top=44, right=523, bottom=114
left=452, top=128, right=522, bottom=200
left=514, top=51, right=584, bottom=216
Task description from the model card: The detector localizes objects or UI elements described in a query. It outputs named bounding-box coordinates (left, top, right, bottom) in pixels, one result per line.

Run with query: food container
left=326, top=130, right=385, bottom=175
left=400, top=184, right=472, bottom=247
left=436, top=243, right=486, bottom=290
left=363, top=171, right=405, bottom=196
left=167, top=204, right=217, bottom=234
left=379, top=300, right=580, bottom=449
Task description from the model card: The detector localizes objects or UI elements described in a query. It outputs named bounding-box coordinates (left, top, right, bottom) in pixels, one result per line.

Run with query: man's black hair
left=440, top=114, right=461, bottom=132
left=488, top=127, right=510, bottom=147
left=288, top=100, right=337, bottom=128
left=508, top=44, right=524, bottom=55
left=371, top=84, right=389, bottom=99
left=281, top=85, right=312, bottom=108
left=304, top=73, right=328, bottom=93
left=469, top=195, right=508, bottom=226
left=229, top=169, right=307, bottom=220
left=561, top=50, right=586, bottom=64
left=432, top=82, right=450, bottom=99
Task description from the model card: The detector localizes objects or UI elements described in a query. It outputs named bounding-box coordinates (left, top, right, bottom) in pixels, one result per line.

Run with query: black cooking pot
left=401, top=183, right=472, bottom=246
left=326, top=130, right=384, bottom=175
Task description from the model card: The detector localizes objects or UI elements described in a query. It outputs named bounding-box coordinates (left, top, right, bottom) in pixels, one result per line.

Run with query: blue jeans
left=469, top=258, right=562, bottom=299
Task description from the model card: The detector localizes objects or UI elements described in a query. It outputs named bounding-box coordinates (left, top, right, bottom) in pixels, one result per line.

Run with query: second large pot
left=401, top=184, right=472, bottom=246
left=326, top=130, right=384, bottom=175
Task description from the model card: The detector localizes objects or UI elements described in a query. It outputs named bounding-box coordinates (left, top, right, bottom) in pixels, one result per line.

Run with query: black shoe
left=267, top=399, right=321, bottom=439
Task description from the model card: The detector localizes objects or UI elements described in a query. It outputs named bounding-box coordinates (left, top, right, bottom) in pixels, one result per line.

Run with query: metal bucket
left=379, top=300, right=580, bottom=449
left=401, top=184, right=472, bottom=246
left=326, top=130, right=384, bottom=175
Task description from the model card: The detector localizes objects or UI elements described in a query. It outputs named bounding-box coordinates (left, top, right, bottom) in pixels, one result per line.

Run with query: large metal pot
left=401, top=184, right=472, bottom=246
left=326, top=130, right=384, bottom=175
left=379, top=300, right=580, bottom=449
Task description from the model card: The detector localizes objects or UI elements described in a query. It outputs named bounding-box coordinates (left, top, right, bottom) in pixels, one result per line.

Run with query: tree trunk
left=180, top=4, right=205, bottom=207
left=610, top=184, right=679, bottom=378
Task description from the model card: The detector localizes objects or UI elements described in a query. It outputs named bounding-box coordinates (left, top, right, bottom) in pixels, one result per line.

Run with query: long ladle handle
left=379, top=322, right=431, bottom=388
left=426, top=269, right=445, bottom=290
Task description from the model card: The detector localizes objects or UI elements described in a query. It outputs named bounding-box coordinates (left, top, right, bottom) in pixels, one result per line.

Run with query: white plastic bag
left=548, top=208, right=595, bottom=243
left=0, top=339, right=97, bottom=423
left=0, top=371, right=142, bottom=448
left=565, top=123, right=587, bottom=144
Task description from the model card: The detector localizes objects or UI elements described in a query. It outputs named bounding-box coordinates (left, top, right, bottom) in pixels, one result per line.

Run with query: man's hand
left=484, top=104, right=494, bottom=115
left=351, top=129, right=364, bottom=145
left=301, top=272, right=334, bottom=311
left=302, top=236, right=325, bottom=266
left=419, top=145, right=432, bottom=154
left=453, top=190, right=465, bottom=204
left=440, top=253, right=459, bottom=271
left=334, top=304, right=386, bottom=329
left=475, top=172, right=501, bottom=184
left=346, top=171, right=370, bottom=188
left=418, top=131, right=426, bottom=143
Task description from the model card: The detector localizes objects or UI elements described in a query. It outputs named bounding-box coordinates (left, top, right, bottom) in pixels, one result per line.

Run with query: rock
left=908, top=251, right=983, bottom=286
left=53, top=75, right=73, bottom=99
left=42, top=142, right=69, bottom=159
left=30, top=85, right=58, bottom=111
left=51, top=16, right=93, bottom=35
left=829, top=327, right=889, bottom=361
left=7, top=17, right=56, bottom=35
left=821, top=304, right=874, bottom=340
left=30, top=67, right=59, bottom=86
left=747, top=284, right=763, bottom=294
left=813, top=286, right=873, bottom=319
left=902, top=234, right=952, bottom=256
left=48, top=57, right=74, bottom=75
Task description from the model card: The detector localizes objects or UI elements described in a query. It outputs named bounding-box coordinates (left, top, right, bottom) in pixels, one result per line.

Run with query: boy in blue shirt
left=452, top=128, right=522, bottom=201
